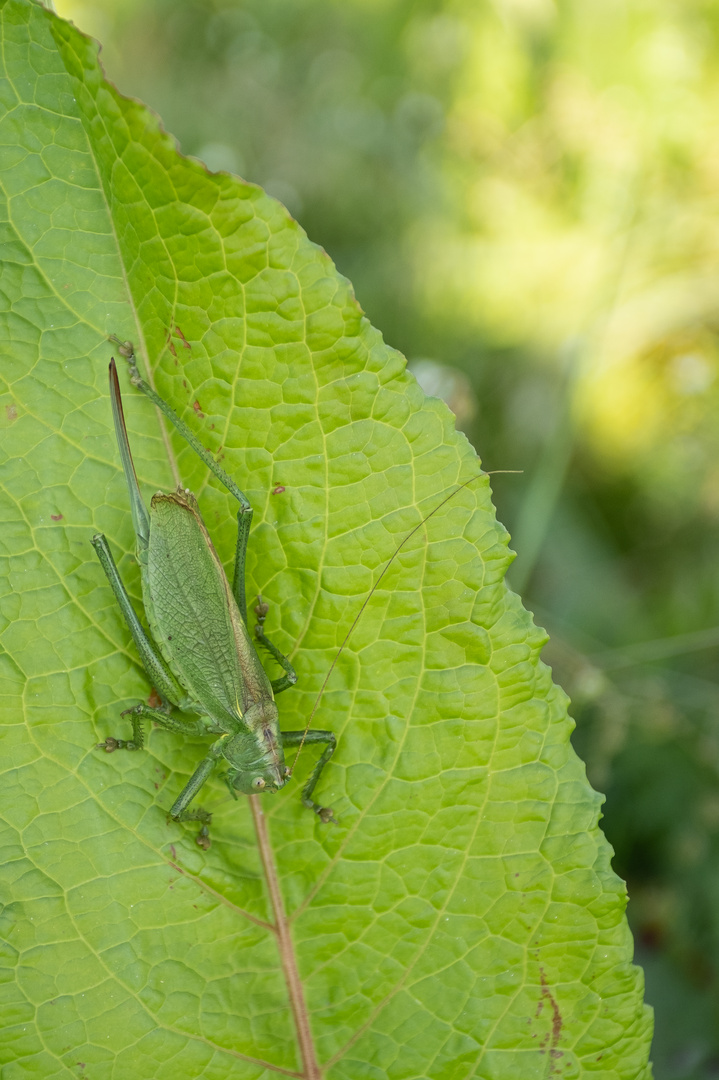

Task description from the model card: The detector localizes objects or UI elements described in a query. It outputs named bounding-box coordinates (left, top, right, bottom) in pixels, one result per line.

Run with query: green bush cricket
left=92, top=342, right=337, bottom=847
left=93, top=341, right=492, bottom=847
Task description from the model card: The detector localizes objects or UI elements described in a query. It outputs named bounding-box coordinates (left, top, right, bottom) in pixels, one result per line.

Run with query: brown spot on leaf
left=193, top=400, right=205, bottom=418
left=6, top=404, right=17, bottom=422
left=538, top=968, right=564, bottom=1072
left=51, top=513, right=63, bottom=521
left=272, top=484, right=286, bottom=495
left=165, top=330, right=177, bottom=357
left=148, top=688, right=162, bottom=709
left=174, top=325, right=191, bottom=349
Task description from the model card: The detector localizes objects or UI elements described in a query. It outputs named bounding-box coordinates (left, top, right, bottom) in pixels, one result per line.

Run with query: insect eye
left=252, top=777, right=266, bottom=790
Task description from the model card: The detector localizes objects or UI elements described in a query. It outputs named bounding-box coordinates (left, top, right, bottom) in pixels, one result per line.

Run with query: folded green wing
left=146, top=490, right=273, bottom=725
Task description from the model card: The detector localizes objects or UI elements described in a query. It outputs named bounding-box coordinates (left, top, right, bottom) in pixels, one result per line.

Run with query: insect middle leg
left=99, top=703, right=220, bottom=848
left=253, top=595, right=297, bottom=693
left=97, top=703, right=208, bottom=753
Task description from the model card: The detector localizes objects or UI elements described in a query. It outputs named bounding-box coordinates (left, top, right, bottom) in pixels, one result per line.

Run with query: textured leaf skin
left=0, top=3, right=653, bottom=1079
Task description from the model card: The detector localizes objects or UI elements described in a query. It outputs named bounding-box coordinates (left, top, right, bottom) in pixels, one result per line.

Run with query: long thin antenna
left=289, top=469, right=521, bottom=773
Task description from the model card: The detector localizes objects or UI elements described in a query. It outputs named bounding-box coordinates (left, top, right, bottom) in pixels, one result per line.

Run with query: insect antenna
left=288, top=469, right=522, bottom=774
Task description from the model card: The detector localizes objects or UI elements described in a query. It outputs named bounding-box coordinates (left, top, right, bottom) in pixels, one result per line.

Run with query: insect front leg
left=168, top=740, right=227, bottom=848
left=281, top=729, right=337, bottom=823
left=253, top=595, right=298, bottom=694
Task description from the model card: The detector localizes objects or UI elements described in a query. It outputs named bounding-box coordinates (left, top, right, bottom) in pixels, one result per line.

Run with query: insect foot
left=95, top=703, right=146, bottom=755
left=171, top=808, right=213, bottom=850
left=108, top=335, right=142, bottom=384
left=96, top=737, right=139, bottom=752
left=195, top=825, right=211, bottom=851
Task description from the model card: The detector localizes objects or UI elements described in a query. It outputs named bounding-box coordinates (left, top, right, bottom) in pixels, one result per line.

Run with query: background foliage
left=49, top=0, right=719, bottom=1074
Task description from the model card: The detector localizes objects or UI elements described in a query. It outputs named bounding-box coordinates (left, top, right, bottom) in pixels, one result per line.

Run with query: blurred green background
left=53, top=0, right=719, bottom=1073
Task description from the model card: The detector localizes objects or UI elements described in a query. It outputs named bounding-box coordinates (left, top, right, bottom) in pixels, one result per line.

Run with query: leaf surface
left=0, top=3, right=652, bottom=1078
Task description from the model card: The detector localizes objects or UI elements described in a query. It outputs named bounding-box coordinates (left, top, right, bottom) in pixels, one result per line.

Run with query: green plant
left=0, top=3, right=652, bottom=1077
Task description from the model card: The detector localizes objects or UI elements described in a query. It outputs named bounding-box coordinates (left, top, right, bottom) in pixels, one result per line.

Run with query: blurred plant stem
left=510, top=176, right=639, bottom=594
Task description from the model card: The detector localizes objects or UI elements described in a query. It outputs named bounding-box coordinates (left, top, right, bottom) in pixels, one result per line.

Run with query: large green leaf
left=0, top=2, right=652, bottom=1077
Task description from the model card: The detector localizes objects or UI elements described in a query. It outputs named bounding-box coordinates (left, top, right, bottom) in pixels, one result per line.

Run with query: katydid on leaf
left=93, top=340, right=494, bottom=848
left=92, top=343, right=337, bottom=847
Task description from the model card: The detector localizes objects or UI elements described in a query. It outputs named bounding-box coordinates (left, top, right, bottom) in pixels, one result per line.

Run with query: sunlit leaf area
left=41, top=0, right=719, bottom=1073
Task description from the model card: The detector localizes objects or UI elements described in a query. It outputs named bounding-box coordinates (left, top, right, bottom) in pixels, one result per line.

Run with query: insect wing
left=147, top=490, right=272, bottom=724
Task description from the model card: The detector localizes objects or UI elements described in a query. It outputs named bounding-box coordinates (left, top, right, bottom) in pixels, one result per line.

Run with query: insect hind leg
left=91, top=533, right=183, bottom=705
left=110, top=336, right=254, bottom=624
